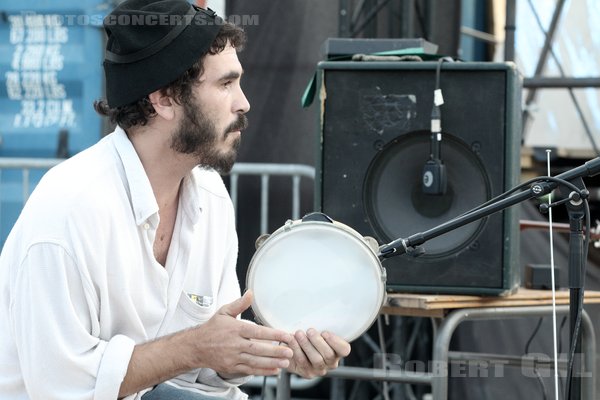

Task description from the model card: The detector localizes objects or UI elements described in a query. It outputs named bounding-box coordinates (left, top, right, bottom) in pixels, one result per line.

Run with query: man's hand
left=285, top=329, right=351, bottom=378
left=119, top=291, right=293, bottom=397
left=192, top=291, right=294, bottom=377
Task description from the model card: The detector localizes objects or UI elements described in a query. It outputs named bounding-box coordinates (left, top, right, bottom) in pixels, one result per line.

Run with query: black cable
left=564, top=296, right=583, bottom=399
left=564, top=198, right=590, bottom=400
left=421, top=57, right=454, bottom=196
left=524, top=317, right=548, bottom=400
left=260, top=341, right=285, bottom=400
left=558, top=315, right=568, bottom=395
left=260, top=376, right=267, bottom=400
left=558, top=315, right=568, bottom=355
left=475, top=176, right=584, bottom=214
left=405, top=318, right=423, bottom=362
left=449, top=176, right=585, bottom=230
left=376, top=316, right=391, bottom=400
left=399, top=318, right=424, bottom=400
left=429, top=57, right=452, bottom=161
left=413, top=0, right=428, bottom=40
left=524, top=317, right=544, bottom=355
left=350, top=333, right=381, bottom=400
left=435, top=57, right=454, bottom=92
left=348, top=378, right=361, bottom=400
left=534, top=369, right=549, bottom=400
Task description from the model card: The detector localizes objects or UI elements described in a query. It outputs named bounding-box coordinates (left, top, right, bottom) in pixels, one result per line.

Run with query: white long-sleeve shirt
left=0, top=127, right=249, bottom=399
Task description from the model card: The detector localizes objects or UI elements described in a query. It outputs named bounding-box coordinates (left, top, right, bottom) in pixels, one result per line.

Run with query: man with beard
left=0, top=1, right=350, bottom=399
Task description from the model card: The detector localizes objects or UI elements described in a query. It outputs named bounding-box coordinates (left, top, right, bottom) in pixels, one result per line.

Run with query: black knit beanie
left=103, top=0, right=222, bottom=107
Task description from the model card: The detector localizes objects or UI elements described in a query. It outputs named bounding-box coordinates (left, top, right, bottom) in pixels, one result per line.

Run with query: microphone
left=422, top=158, right=447, bottom=195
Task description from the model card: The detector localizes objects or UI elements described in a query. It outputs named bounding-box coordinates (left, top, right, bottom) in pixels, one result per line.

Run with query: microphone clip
left=406, top=245, right=426, bottom=258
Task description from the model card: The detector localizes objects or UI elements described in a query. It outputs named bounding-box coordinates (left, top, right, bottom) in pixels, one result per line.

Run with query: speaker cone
left=364, top=131, right=491, bottom=258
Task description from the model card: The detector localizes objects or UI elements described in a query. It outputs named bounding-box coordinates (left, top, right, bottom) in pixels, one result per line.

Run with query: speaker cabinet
left=316, top=61, right=522, bottom=295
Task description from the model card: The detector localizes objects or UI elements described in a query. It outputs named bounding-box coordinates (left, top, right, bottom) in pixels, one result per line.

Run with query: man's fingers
left=240, top=322, right=292, bottom=344
left=219, top=291, right=253, bottom=318
left=239, top=352, right=290, bottom=369
left=242, top=340, right=293, bottom=359
left=235, top=365, right=281, bottom=376
left=305, top=329, right=338, bottom=368
left=234, top=341, right=291, bottom=375
left=287, top=333, right=311, bottom=371
left=291, top=329, right=352, bottom=374
left=295, top=330, right=327, bottom=372
left=322, top=331, right=351, bottom=358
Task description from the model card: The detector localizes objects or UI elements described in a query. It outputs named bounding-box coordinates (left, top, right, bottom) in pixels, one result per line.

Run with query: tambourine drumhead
left=247, top=220, right=386, bottom=342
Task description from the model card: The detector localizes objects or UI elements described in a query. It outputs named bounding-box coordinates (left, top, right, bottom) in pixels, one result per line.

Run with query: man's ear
left=148, top=90, right=176, bottom=121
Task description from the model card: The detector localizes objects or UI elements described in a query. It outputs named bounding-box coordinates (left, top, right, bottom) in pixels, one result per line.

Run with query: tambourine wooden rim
left=246, top=216, right=386, bottom=342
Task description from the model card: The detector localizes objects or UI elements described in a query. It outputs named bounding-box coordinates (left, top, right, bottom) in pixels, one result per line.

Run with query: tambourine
left=246, top=213, right=386, bottom=342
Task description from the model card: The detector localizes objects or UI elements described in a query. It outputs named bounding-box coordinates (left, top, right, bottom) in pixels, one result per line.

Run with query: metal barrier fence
left=0, top=157, right=63, bottom=203
left=228, top=163, right=315, bottom=234
left=0, top=157, right=315, bottom=237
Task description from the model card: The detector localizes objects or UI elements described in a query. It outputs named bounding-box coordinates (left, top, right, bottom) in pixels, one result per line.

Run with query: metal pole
left=401, top=0, right=415, bottom=38
left=522, top=0, right=567, bottom=130
left=524, top=77, right=600, bottom=88
left=326, top=366, right=433, bottom=384
left=339, top=0, right=350, bottom=37
left=504, top=0, right=516, bottom=61
left=260, top=174, right=269, bottom=234
left=275, top=370, right=291, bottom=400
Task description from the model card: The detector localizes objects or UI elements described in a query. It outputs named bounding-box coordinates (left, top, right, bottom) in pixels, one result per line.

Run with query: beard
left=170, top=98, right=248, bottom=174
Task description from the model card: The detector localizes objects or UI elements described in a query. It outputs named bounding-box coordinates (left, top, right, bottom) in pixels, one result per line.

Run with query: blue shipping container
left=0, top=0, right=108, bottom=245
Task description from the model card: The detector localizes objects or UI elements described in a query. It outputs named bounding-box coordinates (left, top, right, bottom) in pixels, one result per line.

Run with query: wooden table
left=382, top=287, right=600, bottom=317
left=324, top=289, right=600, bottom=400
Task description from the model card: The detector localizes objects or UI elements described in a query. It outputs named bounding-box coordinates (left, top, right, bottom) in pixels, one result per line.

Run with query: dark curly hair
left=94, top=22, right=246, bottom=129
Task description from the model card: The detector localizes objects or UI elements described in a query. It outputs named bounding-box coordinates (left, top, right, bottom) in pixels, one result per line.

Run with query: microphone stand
left=560, top=177, right=586, bottom=400
left=378, top=157, right=600, bottom=400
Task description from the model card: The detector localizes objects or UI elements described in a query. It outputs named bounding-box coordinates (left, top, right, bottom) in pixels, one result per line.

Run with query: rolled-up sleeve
left=94, top=335, right=136, bottom=400
left=9, top=242, right=135, bottom=400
